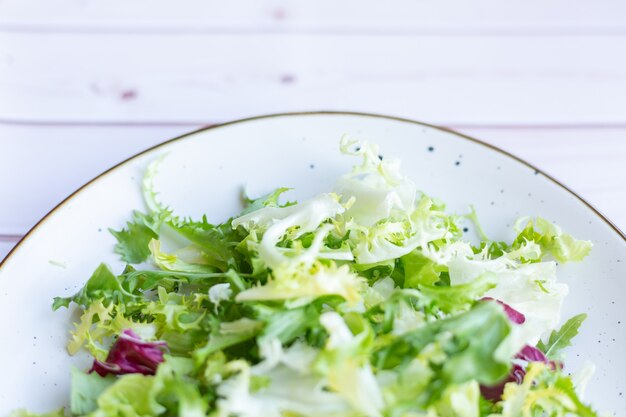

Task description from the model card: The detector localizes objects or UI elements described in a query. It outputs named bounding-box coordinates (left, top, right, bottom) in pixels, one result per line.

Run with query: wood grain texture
left=2, top=33, right=626, bottom=125
left=2, top=0, right=626, bottom=33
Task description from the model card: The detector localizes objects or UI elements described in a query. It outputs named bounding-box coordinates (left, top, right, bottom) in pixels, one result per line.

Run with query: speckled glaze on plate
left=1, top=112, right=624, bottom=415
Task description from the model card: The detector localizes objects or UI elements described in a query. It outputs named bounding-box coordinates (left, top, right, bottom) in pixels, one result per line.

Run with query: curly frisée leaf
left=232, top=193, right=345, bottom=270
left=315, top=312, right=384, bottom=417
left=495, top=362, right=599, bottom=417
left=345, top=193, right=458, bottom=265
left=236, top=261, right=364, bottom=306
left=335, top=136, right=417, bottom=227
left=514, top=217, right=593, bottom=263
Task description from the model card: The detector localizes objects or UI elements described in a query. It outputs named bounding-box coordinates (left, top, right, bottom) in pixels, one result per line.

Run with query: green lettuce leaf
left=374, top=302, right=514, bottom=392
left=239, top=187, right=294, bottom=216
left=90, top=374, right=165, bottom=417
left=70, top=368, right=116, bottom=415
left=401, top=250, right=444, bottom=287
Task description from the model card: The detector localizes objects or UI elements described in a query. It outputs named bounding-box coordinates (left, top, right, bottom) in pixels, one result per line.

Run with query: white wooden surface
left=1, top=1, right=625, bottom=261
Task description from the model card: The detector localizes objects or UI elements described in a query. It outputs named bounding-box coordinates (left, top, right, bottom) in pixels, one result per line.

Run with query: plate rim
left=1, top=110, right=624, bottom=270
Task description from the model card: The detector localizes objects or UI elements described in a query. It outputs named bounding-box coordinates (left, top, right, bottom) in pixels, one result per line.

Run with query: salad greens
left=13, top=137, right=599, bottom=417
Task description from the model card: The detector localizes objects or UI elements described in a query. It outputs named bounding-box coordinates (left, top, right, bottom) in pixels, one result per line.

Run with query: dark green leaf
left=109, top=210, right=168, bottom=264
left=374, top=302, right=512, bottom=394
left=168, top=218, right=245, bottom=272
left=53, top=263, right=138, bottom=310
left=537, top=313, right=587, bottom=360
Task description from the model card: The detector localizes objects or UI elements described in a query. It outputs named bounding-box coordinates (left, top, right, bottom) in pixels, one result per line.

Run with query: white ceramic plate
left=1, top=112, right=624, bottom=416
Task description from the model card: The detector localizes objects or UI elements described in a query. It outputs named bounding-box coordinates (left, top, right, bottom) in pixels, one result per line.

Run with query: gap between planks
left=3, top=119, right=626, bottom=130
left=2, top=24, right=626, bottom=36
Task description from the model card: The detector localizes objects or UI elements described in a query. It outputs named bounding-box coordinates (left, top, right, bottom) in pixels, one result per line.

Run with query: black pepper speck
left=427, top=146, right=434, bottom=152
left=454, top=161, right=461, bottom=166
left=463, top=227, right=469, bottom=232
left=309, top=164, right=315, bottom=169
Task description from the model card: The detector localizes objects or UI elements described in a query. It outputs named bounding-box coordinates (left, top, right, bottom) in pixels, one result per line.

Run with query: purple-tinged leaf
left=90, top=329, right=167, bottom=377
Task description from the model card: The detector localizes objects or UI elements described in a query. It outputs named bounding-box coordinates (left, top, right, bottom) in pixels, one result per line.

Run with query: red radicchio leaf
left=480, top=344, right=558, bottom=401
left=479, top=298, right=556, bottom=401
left=90, top=329, right=167, bottom=377
left=480, top=364, right=525, bottom=401
left=481, top=297, right=526, bottom=324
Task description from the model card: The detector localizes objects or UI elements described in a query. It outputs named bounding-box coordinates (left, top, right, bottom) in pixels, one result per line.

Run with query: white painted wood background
left=1, top=0, right=625, bottom=260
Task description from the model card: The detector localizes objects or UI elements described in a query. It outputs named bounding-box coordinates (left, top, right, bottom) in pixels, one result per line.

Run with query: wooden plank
left=1, top=125, right=624, bottom=238
left=1, top=0, right=626, bottom=33
left=2, top=33, right=626, bottom=125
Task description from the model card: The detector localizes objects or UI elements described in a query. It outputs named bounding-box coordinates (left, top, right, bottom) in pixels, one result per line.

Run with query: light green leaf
left=70, top=368, right=116, bottom=415
left=401, top=250, right=443, bottom=287
left=240, top=187, right=294, bottom=216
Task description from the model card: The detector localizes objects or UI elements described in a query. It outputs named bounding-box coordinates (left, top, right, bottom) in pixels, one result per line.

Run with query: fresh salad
left=13, top=137, right=601, bottom=417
